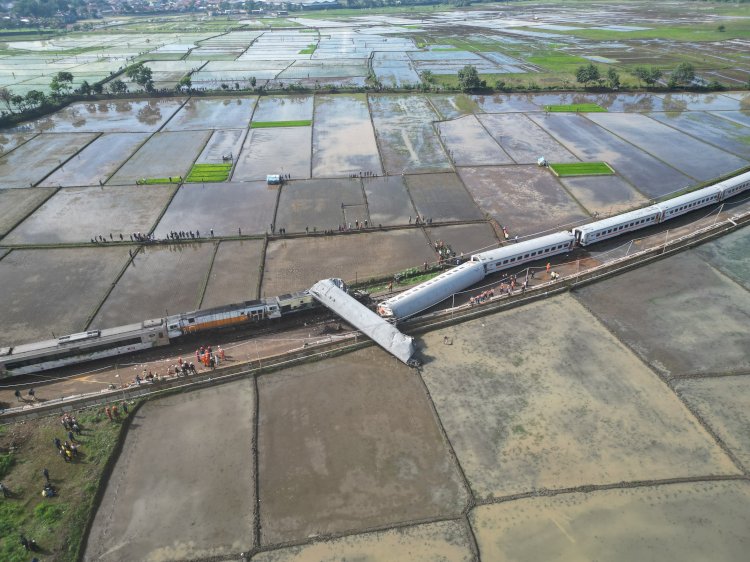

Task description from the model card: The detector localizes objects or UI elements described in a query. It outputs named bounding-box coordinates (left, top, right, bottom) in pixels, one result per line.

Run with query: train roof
left=655, top=185, right=721, bottom=211
left=170, top=300, right=266, bottom=322
left=472, top=231, right=574, bottom=262
left=573, top=205, right=661, bottom=235
left=721, top=170, right=750, bottom=188
left=4, top=319, right=164, bottom=359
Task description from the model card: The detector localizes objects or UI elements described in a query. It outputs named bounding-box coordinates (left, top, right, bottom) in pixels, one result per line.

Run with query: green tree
left=125, top=63, right=154, bottom=92
left=671, top=62, right=695, bottom=86
left=92, top=82, right=103, bottom=94
left=575, top=63, right=600, bottom=88
left=78, top=80, right=92, bottom=95
left=457, top=65, right=485, bottom=92
left=0, top=87, right=15, bottom=113
left=25, top=89, right=47, bottom=108
left=177, top=75, right=192, bottom=91
left=421, top=70, right=435, bottom=84
left=717, top=24, right=726, bottom=32
left=632, top=66, right=662, bottom=88
left=606, top=68, right=620, bottom=90
left=50, top=71, right=74, bottom=96
left=250, top=76, right=257, bottom=87
left=108, top=79, right=128, bottom=94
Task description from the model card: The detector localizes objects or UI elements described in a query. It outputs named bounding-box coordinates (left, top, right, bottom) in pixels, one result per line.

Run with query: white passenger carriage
left=655, top=186, right=722, bottom=222
left=471, top=232, right=575, bottom=273
left=573, top=205, right=662, bottom=246
left=378, top=261, right=485, bottom=319
left=0, top=320, right=170, bottom=377
left=717, top=170, right=750, bottom=199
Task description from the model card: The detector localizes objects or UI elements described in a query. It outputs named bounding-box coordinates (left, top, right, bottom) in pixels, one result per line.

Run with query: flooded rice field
left=200, top=239, right=265, bottom=307
left=258, top=349, right=468, bottom=543
left=261, top=229, right=435, bottom=294
left=155, top=181, right=277, bottom=237
left=3, top=185, right=175, bottom=244
left=90, top=243, right=216, bottom=328
left=459, top=165, right=590, bottom=236
left=0, top=247, right=129, bottom=345
left=0, top=90, right=748, bottom=340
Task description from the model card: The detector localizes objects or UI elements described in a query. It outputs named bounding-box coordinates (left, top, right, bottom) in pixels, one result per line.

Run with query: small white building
left=266, top=174, right=281, bottom=185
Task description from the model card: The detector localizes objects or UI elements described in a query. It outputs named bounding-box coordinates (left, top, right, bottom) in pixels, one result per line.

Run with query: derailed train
left=2, top=171, right=748, bottom=378
left=0, top=290, right=317, bottom=377
left=377, top=171, right=750, bottom=319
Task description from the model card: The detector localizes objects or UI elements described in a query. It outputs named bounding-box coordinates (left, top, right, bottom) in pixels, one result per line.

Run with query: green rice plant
left=185, top=162, right=233, bottom=183
left=250, top=120, right=312, bottom=128
left=545, top=103, right=607, bottom=112
left=548, top=162, right=614, bottom=176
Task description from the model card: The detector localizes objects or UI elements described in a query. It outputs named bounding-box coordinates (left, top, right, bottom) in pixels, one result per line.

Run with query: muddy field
left=232, top=126, right=312, bottom=181
left=560, top=175, right=649, bottom=216
left=257, top=348, right=469, bottom=544
left=201, top=239, right=265, bottom=307
left=253, top=520, right=473, bottom=562
left=527, top=113, right=693, bottom=198
left=0, top=247, right=129, bottom=345
left=0, top=187, right=56, bottom=236
left=312, top=94, right=382, bottom=178
left=90, top=243, right=216, bottom=328
left=675, top=376, right=750, bottom=471
left=436, top=115, right=512, bottom=166
left=39, top=132, right=150, bottom=187
left=478, top=113, right=578, bottom=165
left=156, top=182, right=277, bottom=237
left=693, top=227, right=750, bottom=291
left=362, top=175, right=417, bottom=226
left=108, top=130, right=211, bottom=184
left=261, top=229, right=435, bottom=294
left=419, top=295, right=738, bottom=500
left=3, top=185, right=175, bottom=244
left=274, top=178, right=364, bottom=233
left=471, top=481, right=750, bottom=560
left=164, top=96, right=256, bottom=130
left=425, top=223, right=499, bottom=256
left=405, top=172, right=483, bottom=222
left=85, top=379, right=256, bottom=561
left=458, top=165, right=589, bottom=236
left=574, top=250, right=750, bottom=378
left=0, top=132, right=98, bottom=188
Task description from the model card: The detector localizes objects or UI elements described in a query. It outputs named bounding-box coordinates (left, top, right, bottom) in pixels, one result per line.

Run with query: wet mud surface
left=312, top=94, right=381, bottom=177
left=437, top=115, right=512, bottom=166
left=3, top=185, right=175, bottom=244
left=560, top=175, right=649, bottom=216
left=108, top=130, right=211, bottom=185
left=424, top=222, right=499, bottom=256
left=274, top=178, right=364, bottom=233
left=164, top=96, right=256, bottom=130
left=233, top=126, right=312, bottom=181
left=0, top=187, right=56, bottom=236
left=405, top=172, right=484, bottom=222
left=261, top=229, right=434, bottom=294
left=201, top=239, right=264, bottom=307
left=0, top=247, right=130, bottom=346
left=257, top=348, right=469, bottom=544
left=458, top=165, right=589, bottom=236
left=419, top=295, right=738, bottom=500
left=156, top=182, right=277, bottom=237
left=84, top=380, right=256, bottom=561
left=362, top=175, right=417, bottom=227
left=573, top=250, right=750, bottom=377
left=253, top=520, right=473, bottom=562
left=527, top=113, right=692, bottom=198
left=39, top=132, right=150, bottom=187
left=0, top=132, right=98, bottom=188
left=478, top=113, right=578, bottom=165
left=471, top=481, right=750, bottom=561
left=91, top=243, right=216, bottom=328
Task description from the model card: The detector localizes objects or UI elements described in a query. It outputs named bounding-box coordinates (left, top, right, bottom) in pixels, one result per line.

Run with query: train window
left=524, top=254, right=529, bottom=259
left=188, top=318, right=195, bottom=323
left=510, top=257, right=516, bottom=262
left=503, top=259, right=509, bottom=264
left=531, top=252, right=537, bottom=256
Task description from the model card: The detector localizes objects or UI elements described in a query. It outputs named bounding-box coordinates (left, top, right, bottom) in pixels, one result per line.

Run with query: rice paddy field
left=1, top=2, right=750, bottom=560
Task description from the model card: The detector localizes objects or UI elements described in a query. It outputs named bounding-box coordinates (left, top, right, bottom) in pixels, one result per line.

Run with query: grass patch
left=136, top=177, right=183, bottom=185
left=298, top=43, right=317, bottom=55
left=250, top=119, right=312, bottom=129
left=186, top=163, right=232, bottom=183
left=0, top=405, right=126, bottom=561
left=528, top=52, right=591, bottom=72
left=549, top=162, right=614, bottom=177
left=545, top=103, right=607, bottom=113
left=0, top=452, right=14, bottom=479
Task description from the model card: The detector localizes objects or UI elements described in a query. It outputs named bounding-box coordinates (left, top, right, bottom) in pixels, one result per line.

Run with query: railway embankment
left=2, top=204, right=748, bottom=423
